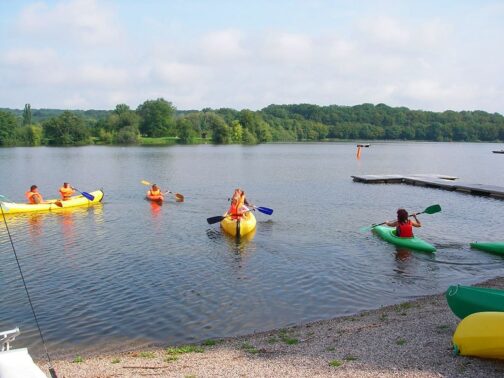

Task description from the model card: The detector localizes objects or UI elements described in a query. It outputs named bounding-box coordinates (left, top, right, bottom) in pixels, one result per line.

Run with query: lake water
left=1, top=142, right=504, bottom=357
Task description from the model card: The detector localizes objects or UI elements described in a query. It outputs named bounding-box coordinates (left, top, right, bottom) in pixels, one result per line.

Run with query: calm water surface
left=1, top=142, right=503, bottom=356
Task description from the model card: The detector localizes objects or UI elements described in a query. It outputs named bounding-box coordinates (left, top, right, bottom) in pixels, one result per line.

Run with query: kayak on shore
left=453, top=311, right=504, bottom=359
left=221, top=211, right=257, bottom=238
left=0, top=190, right=104, bottom=214
left=372, top=225, right=436, bottom=253
left=446, top=284, right=504, bottom=319
left=470, top=241, right=504, bottom=256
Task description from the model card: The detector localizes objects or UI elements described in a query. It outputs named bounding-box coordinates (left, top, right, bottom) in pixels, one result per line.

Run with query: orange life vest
left=148, top=189, right=161, bottom=196
left=25, top=191, right=43, bottom=204
left=59, top=186, right=74, bottom=200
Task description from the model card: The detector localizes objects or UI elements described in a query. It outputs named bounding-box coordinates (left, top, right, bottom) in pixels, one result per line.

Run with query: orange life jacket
left=148, top=189, right=161, bottom=196
left=25, top=191, right=43, bottom=204
left=59, top=186, right=74, bottom=200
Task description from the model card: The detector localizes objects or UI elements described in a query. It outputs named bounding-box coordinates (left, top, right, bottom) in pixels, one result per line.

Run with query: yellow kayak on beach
left=453, top=312, right=504, bottom=359
left=0, top=190, right=104, bottom=214
left=220, top=211, right=256, bottom=238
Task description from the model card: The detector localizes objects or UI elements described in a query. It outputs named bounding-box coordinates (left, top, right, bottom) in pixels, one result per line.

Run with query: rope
left=0, top=202, right=57, bottom=377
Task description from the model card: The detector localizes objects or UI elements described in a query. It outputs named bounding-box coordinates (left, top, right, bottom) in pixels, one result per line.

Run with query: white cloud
left=200, top=30, right=248, bottom=61
left=16, top=0, right=121, bottom=46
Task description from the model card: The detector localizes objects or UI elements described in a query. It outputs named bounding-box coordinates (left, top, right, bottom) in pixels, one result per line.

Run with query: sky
left=0, top=0, right=503, bottom=113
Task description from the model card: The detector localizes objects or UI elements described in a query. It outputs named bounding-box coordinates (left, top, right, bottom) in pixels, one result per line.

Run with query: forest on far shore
left=1, top=99, right=503, bottom=146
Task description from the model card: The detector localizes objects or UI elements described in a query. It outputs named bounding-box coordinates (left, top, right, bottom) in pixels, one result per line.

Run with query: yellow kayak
left=220, top=211, right=256, bottom=237
left=0, top=190, right=104, bottom=214
left=453, top=312, right=504, bottom=359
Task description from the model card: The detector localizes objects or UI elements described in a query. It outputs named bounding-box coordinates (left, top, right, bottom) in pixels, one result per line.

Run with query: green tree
left=230, top=120, right=243, bottom=143
left=42, top=111, right=91, bottom=145
left=0, top=110, right=19, bottom=145
left=204, top=112, right=230, bottom=144
left=176, top=117, right=198, bottom=144
left=22, top=104, right=32, bottom=126
left=114, top=126, right=140, bottom=144
left=136, top=98, right=176, bottom=137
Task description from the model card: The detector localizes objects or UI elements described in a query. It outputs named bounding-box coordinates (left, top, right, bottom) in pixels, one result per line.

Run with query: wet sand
left=38, top=277, right=504, bottom=377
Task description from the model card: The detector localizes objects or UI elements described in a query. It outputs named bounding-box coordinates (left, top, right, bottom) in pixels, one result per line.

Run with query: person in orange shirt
left=25, top=185, right=44, bottom=204
left=59, top=183, right=75, bottom=200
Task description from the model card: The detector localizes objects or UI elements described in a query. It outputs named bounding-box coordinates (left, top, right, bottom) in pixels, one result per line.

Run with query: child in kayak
left=386, top=208, right=421, bottom=237
left=228, top=188, right=250, bottom=218
left=25, top=185, right=44, bottom=204
left=59, top=182, right=75, bottom=200
left=147, top=184, right=164, bottom=201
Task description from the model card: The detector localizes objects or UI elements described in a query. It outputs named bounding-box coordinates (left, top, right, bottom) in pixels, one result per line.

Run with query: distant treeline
left=1, top=100, right=503, bottom=146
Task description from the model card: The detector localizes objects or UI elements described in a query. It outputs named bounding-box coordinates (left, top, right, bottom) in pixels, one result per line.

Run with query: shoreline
left=37, top=277, right=504, bottom=377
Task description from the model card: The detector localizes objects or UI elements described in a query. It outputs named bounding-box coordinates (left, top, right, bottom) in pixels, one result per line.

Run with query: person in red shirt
left=386, top=208, right=421, bottom=237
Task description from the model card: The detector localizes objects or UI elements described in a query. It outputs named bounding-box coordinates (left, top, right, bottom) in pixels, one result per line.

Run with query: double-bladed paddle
left=360, top=204, right=441, bottom=232
left=207, top=205, right=274, bottom=224
left=141, top=180, right=184, bottom=202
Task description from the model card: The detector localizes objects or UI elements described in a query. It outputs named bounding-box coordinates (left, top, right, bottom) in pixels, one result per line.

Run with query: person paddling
left=25, top=185, right=44, bottom=204
left=385, top=208, right=421, bottom=237
left=147, top=184, right=164, bottom=201
left=228, top=188, right=250, bottom=219
left=59, top=182, right=75, bottom=201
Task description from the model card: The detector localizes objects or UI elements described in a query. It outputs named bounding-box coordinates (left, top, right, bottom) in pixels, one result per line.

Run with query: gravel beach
left=37, top=277, right=504, bottom=377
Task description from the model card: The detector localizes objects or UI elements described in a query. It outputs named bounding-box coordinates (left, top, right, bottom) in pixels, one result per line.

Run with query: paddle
left=141, top=180, right=184, bottom=202
left=207, top=204, right=273, bottom=225
left=71, top=187, right=94, bottom=201
left=360, top=204, right=441, bottom=232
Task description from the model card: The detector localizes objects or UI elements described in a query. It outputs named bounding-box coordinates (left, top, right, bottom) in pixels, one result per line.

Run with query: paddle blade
left=175, top=193, right=184, bottom=202
left=207, top=215, right=225, bottom=225
left=81, top=191, right=95, bottom=201
left=256, top=206, right=273, bottom=215
left=54, top=200, right=63, bottom=207
left=141, top=180, right=151, bottom=186
left=423, top=204, right=441, bottom=214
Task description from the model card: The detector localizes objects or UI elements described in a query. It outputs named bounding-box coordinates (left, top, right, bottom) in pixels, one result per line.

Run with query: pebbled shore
left=38, top=277, right=504, bottom=377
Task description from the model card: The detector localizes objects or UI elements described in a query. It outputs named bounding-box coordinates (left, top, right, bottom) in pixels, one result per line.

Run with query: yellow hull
left=0, top=190, right=104, bottom=214
left=453, top=312, right=504, bottom=359
left=220, top=211, right=256, bottom=237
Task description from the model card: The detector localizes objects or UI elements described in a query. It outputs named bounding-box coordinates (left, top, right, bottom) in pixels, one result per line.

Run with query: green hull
left=446, top=285, right=504, bottom=319
left=372, top=226, right=436, bottom=253
left=470, top=241, right=504, bottom=256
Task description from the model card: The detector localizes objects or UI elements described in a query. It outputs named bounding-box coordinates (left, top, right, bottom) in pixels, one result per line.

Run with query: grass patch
left=241, top=342, right=259, bottom=354
left=267, top=337, right=279, bottom=344
left=201, top=339, right=217, bottom=346
left=165, top=355, right=179, bottom=363
left=166, top=345, right=204, bottom=355
left=140, top=137, right=178, bottom=145
left=329, top=359, right=343, bottom=367
left=111, top=358, right=120, bottom=364
left=379, top=313, right=388, bottom=321
left=325, top=347, right=336, bottom=352
left=343, top=355, right=358, bottom=361
left=396, top=338, right=407, bottom=346
left=73, top=355, right=83, bottom=363
left=139, top=351, right=155, bottom=358
left=282, top=337, right=299, bottom=345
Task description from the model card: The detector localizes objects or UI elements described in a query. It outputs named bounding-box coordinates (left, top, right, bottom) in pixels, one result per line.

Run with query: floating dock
left=351, top=174, right=504, bottom=199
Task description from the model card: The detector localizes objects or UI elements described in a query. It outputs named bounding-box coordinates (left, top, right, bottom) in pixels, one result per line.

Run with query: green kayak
left=446, top=285, right=504, bottom=319
left=470, top=241, right=504, bottom=256
left=372, top=225, right=436, bottom=253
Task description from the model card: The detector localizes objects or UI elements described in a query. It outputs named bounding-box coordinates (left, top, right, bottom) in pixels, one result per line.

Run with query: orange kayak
left=146, top=194, right=164, bottom=203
